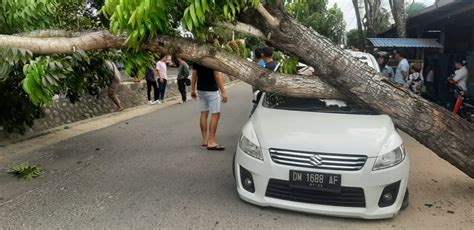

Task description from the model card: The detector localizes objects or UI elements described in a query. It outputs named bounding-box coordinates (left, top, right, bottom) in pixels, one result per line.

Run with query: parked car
left=234, top=91, right=409, bottom=219
left=346, top=50, right=381, bottom=72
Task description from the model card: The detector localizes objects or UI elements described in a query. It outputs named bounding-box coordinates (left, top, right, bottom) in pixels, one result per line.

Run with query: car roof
left=345, top=50, right=380, bottom=72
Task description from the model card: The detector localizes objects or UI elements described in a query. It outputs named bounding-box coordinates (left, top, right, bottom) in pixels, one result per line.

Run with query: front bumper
left=234, top=148, right=410, bottom=219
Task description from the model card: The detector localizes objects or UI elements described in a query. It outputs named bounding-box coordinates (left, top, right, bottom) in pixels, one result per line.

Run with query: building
left=372, top=0, right=474, bottom=102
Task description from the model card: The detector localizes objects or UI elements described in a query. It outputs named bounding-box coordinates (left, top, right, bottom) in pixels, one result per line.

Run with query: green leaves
left=0, top=0, right=59, bottom=34
left=182, top=0, right=208, bottom=31
left=22, top=57, right=55, bottom=105
left=286, top=0, right=346, bottom=44
left=119, top=50, right=159, bottom=80
left=103, top=0, right=170, bottom=48
left=1, top=48, right=33, bottom=65
left=273, top=51, right=299, bottom=74
left=8, top=163, right=43, bottom=180
left=102, top=0, right=260, bottom=44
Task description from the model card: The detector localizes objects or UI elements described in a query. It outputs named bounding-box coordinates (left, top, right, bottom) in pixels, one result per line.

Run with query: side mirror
left=252, top=91, right=263, bottom=104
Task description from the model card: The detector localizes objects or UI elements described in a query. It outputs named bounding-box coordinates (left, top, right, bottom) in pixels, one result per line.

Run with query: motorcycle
left=448, top=80, right=474, bottom=122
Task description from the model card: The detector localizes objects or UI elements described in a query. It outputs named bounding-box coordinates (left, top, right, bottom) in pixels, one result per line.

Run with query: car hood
left=252, top=107, right=395, bottom=157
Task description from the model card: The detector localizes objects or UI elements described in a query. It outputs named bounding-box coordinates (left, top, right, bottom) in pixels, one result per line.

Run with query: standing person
left=393, top=49, right=409, bottom=85
left=377, top=54, right=394, bottom=79
left=145, top=67, right=158, bottom=104
left=156, top=54, right=168, bottom=104
left=449, top=59, right=468, bottom=92
left=262, top=47, right=278, bottom=71
left=254, top=47, right=266, bottom=68
left=191, top=63, right=229, bottom=151
left=105, top=60, right=124, bottom=112
left=176, top=57, right=190, bottom=104
left=405, top=62, right=424, bottom=94
left=425, top=59, right=441, bottom=100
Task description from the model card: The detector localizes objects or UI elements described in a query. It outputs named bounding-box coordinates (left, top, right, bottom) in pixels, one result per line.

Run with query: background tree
left=389, top=0, right=408, bottom=37
left=351, top=0, right=391, bottom=49
left=351, top=0, right=365, bottom=49
left=406, top=2, right=427, bottom=16
left=347, top=29, right=366, bottom=49
left=286, top=0, right=346, bottom=44
left=363, top=0, right=391, bottom=37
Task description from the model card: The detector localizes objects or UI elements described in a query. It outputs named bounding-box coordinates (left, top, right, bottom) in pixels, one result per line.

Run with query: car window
left=262, top=94, right=377, bottom=115
left=353, top=55, right=375, bottom=69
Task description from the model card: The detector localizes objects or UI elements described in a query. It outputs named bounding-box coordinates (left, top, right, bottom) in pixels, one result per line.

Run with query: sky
left=328, top=0, right=436, bottom=31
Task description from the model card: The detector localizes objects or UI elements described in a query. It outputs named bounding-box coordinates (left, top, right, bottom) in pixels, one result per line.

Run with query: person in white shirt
left=451, top=59, right=468, bottom=92
left=393, top=49, right=409, bottom=85
left=156, top=54, right=169, bottom=103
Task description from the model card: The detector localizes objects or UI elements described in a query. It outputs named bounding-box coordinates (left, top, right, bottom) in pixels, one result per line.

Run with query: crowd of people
left=377, top=49, right=469, bottom=102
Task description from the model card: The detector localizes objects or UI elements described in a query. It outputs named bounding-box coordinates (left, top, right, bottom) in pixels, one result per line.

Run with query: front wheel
left=232, top=152, right=236, bottom=179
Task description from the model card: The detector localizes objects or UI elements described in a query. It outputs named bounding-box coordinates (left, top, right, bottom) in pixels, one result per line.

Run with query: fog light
left=378, top=181, right=401, bottom=207
left=244, top=178, right=253, bottom=187
left=382, top=193, right=394, bottom=202
left=239, top=166, right=255, bottom=193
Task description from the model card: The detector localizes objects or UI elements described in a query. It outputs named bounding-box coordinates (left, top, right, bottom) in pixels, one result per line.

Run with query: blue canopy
left=367, top=38, right=443, bottom=48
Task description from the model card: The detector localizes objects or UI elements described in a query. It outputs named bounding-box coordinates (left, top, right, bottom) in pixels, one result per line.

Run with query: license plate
left=289, top=170, right=341, bottom=192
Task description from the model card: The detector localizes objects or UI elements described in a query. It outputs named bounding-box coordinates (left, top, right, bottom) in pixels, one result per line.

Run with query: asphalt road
left=0, top=83, right=472, bottom=229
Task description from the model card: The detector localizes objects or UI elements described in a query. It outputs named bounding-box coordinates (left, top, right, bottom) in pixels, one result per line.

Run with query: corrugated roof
left=367, top=38, right=443, bottom=48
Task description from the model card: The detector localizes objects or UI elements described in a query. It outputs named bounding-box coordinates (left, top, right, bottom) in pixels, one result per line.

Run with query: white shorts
left=198, top=90, right=221, bottom=114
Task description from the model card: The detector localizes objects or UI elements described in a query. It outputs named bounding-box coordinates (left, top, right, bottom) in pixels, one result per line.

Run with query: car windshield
left=262, top=94, right=377, bottom=115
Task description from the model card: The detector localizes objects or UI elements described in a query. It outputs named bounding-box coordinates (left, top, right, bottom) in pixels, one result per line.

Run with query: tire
left=401, top=189, right=409, bottom=210
left=232, top=152, right=236, bottom=179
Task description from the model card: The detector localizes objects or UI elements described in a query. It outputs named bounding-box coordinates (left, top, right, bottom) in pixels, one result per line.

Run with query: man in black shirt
left=191, top=63, right=229, bottom=151
left=263, top=47, right=277, bottom=71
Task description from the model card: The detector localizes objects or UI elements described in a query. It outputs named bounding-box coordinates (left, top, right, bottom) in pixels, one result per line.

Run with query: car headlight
left=239, top=135, right=263, bottom=161
left=373, top=145, right=406, bottom=171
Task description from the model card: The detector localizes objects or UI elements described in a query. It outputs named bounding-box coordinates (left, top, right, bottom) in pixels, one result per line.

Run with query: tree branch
left=213, top=22, right=266, bottom=40
left=256, top=4, right=280, bottom=28
left=0, top=31, right=126, bottom=54
left=15, top=30, right=76, bottom=38
left=0, top=30, right=345, bottom=100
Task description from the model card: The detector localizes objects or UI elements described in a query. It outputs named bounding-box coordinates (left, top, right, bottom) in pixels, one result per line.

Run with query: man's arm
left=214, top=71, right=228, bottom=103
left=191, top=69, right=198, bottom=98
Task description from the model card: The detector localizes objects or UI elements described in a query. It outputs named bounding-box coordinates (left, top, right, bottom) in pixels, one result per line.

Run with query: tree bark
left=364, top=0, right=382, bottom=37
left=389, top=0, right=407, bottom=38
left=239, top=5, right=474, bottom=178
left=351, top=0, right=365, bottom=49
left=0, top=31, right=344, bottom=100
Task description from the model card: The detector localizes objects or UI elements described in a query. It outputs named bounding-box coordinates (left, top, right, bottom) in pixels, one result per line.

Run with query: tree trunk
left=239, top=5, right=474, bottom=178
left=389, top=0, right=407, bottom=38
left=0, top=31, right=344, bottom=100
left=351, top=0, right=365, bottom=49
left=364, top=0, right=382, bottom=37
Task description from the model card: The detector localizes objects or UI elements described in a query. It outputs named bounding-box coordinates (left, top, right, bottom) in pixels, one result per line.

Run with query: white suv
left=234, top=94, right=409, bottom=219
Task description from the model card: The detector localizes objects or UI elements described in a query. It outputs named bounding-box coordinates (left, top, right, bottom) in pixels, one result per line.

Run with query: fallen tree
left=0, top=1, right=472, bottom=178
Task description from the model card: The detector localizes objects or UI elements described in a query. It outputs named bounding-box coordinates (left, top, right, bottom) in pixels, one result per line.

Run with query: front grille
left=266, top=179, right=366, bottom=207
left=269, top=149, right=367, bottom=171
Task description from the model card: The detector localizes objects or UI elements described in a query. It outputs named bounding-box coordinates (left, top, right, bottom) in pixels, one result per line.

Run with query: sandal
left=207, top=145, right=226, bottom=151
left=201, top=144, right=208, bottom=147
